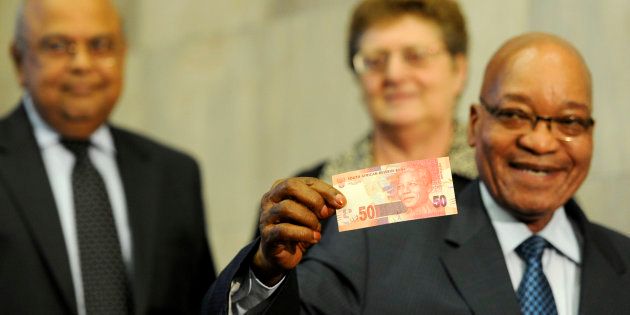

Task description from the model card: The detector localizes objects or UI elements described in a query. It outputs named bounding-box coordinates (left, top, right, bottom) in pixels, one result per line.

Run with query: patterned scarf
left=319, top=122, right=477, bottom=183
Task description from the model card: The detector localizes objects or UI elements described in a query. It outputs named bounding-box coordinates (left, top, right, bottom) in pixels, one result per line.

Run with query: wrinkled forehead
left=23, top=0, right=123, bottom=39
left=482, top=40, right=592, bottom=111
left=400, top=168, right=430, bottom=181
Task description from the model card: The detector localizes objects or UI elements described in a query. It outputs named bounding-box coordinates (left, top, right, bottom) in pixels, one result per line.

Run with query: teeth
left=523, top=168, right=548, bottom=176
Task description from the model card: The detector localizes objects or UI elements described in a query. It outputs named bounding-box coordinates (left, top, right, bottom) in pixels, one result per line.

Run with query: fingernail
left=313, top=231, right=321, bottom=243
left=335, top=194, right=345, bottom=207
left=321, top=205, right=331, bottom=217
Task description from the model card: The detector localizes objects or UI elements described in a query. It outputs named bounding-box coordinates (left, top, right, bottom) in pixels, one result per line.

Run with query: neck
left=372, top=120, right=454, bottom=165
left=525, top=215, right=554, bottom=233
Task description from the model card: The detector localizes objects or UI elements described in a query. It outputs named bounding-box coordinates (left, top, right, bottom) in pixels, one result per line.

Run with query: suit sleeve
left=202, top=240, right=260, bottom=314
left=203, top=220, right=368, bottom=314
left=232, top=219, right=369, bottom=314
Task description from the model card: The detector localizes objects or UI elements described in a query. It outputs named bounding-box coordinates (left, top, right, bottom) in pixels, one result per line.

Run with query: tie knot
left=516, top=235, right=549, bottom=262
left=61, top=139, right=91, bottom=157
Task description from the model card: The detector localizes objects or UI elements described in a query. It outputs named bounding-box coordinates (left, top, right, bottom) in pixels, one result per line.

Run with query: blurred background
left=1, top=0, right=629, bottom=271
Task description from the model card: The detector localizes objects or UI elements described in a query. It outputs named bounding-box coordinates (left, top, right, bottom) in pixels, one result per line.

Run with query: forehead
left=359, top=15, right=443, bottom=50
left=24, top=0, right=122, bottom=39
left=492, top=45, right=592, bottom=112
left=400, top=170, right=426, bottom=180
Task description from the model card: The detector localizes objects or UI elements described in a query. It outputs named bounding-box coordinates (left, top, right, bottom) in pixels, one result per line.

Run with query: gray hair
left=13, top=2, right=26, bottom=55
left=12, top=0, right=128, bottom=56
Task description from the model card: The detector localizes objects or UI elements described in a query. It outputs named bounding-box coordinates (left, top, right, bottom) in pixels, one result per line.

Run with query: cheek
left=30, top=66, right=69, bottom=92
left=476, top=132, right=509, bottom=177
left=105, top=64, right=125, bottom=82
left=568, top=141, right=593, bottom=177
left=98, top=67, right=125, bottom=103
left=420, top=73, right=456, bottom=98
left=360, top=76, right=383, bottom=97
left=23, top=67, right=60, bottom=97
left=410, top=71, right=435, bottom=87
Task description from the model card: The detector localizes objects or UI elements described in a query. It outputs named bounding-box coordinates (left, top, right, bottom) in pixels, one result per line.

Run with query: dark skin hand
left=252, top=177, right=346, bottom=286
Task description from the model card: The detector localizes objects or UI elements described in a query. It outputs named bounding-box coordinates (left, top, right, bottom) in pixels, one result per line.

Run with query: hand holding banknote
left=253, top=177, right=346, bottom=286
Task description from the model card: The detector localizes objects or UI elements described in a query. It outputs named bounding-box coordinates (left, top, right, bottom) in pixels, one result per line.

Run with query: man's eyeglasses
left=479, top=97, right=595, bottom=142
left=352, top=46, right=444, bottom=75
left=35, top=35, right=120, bottom=66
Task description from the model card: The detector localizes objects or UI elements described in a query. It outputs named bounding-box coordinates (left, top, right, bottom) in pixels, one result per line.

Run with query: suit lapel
left=112, top=128, right=160, bottom=314
left=579, top=238, right=625, bottom=314
left=0, top=106, right=77, bottom=313
left=440, top=181, right=521, bottom=315
left=566, top=201, right=629, bottom=314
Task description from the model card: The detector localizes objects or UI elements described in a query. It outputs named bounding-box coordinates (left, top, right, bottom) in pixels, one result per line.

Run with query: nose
left=384, top=54, right=410, bottom=83
left=68, top=44, right=95, bottom=72
left=517, top=119, right=560, bottom=154
left=401, top=184, right=411, bottom=193
left=532, top=116, right=554, bottom=131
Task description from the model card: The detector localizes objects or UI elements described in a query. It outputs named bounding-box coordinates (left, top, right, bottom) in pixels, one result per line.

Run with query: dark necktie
left=516, top=235, right=558, bottom=315
left=62, top=139, right=130, bottom=315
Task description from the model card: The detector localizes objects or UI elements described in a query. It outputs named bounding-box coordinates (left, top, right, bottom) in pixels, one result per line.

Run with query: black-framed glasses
left=352, top=46, right=445, bottom=75
left=479, top=97, right=595, bottom=142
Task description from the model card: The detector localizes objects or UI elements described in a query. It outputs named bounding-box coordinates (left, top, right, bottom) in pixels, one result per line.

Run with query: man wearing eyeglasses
left=204, top=32, right=630, bottom=315
left=0, top=0, right=215, bottom=314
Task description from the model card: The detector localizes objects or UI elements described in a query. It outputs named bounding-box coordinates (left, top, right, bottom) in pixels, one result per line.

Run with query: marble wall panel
left=0, top=0, right=22, bottom=115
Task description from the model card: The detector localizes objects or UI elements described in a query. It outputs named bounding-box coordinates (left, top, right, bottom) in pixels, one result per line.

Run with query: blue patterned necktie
left=515, top=235, right=558, bottom=315
left=63, top=139, right=130, bottom=314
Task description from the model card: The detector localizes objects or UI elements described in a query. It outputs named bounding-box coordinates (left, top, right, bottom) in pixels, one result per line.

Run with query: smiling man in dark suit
left=0, top=0, right=215, bottom=313
left=204, top=32, right=630, bottom=315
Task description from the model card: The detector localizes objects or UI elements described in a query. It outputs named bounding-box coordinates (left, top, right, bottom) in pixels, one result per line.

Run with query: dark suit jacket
left=204, top=180, right=630, bottom=314
left=0, top=105, right=216, bottom=314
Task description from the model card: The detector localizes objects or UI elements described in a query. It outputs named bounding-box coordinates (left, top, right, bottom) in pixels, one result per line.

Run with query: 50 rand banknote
left=333, top=157, right=458, bottom=232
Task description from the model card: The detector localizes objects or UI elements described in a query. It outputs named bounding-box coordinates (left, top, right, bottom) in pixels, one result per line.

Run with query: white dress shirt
left=232, top=182, right=583, bottom=315
left=480, top=182, right=581, bottom=315
left=229, top=268, right=285, bottom=315
left=23, top=94, right=132, bottom=315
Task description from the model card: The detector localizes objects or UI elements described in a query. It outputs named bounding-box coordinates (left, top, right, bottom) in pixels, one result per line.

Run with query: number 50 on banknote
left=333, top=157, right=458, bottom=232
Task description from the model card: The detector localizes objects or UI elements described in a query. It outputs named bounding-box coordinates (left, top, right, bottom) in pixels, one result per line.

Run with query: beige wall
left=1, top=0, right=629, bottom=271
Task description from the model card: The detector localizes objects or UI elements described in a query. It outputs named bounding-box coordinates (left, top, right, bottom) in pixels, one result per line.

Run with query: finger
left=267, top=178, right=327, bottom=213
left=261, top=177, right=346, bottom=220
left=260, top=199, right=321, bottom=232
left=288, top=178, right=341, bottom=220
left=302, top=177, right=346, bottom=210
left=260, top=178, right=289, bottom=212
left=261, top=222, right=321, bottom=244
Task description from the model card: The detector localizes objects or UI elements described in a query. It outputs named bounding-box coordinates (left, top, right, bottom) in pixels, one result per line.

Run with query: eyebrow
left=40, top=33, right=117, bottom=40
left=360, top=44, right=443, bottom=53
left=501, top=93, right=590, bottom=110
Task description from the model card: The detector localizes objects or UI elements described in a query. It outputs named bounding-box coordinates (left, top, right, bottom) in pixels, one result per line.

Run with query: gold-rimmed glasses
left=352, top=45, right=445, bottom=75
left=33, top=35, right=122, bottom=67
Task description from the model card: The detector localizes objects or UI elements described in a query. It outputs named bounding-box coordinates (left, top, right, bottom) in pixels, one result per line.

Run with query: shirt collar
left=480, top=181, right=581, bottom=264
left=22, top=93, right=116, bottom=155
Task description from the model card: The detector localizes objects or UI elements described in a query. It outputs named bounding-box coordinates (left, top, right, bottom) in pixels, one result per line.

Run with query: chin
left=502, top=195, right=564, bottom=217
left=380, top=114, right=422, bottom=128
left=58, top=122, right=100, bottom=140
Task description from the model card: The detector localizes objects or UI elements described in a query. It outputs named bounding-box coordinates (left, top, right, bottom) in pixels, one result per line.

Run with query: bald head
left=480, top=32, right=592, bottom=105
left=13, top=0, right=124, bottom=56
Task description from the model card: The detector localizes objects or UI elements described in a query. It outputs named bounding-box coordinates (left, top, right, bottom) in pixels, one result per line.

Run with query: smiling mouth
left=65, top=87, right=97, bottom=96
left=509, top=162, right=563, bottom=176
left=402, top=196, right=416, bottom=203
left=385, top=90, right=417, bottom=101
left=62, top=82, right=104, bottom=95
